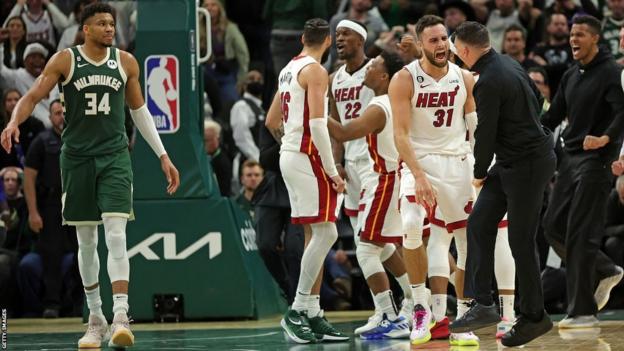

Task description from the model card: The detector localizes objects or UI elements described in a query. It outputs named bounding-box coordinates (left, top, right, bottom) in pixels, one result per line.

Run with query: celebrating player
left=389, top=15, right=478, bottom=346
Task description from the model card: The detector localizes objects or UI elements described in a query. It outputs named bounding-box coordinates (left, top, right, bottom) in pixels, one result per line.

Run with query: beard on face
left=100, top=37, right=114, bottom=47
left=423, top=47, right=448, bottom=68
left=552, top=32, right=568, bottom=41
left=338, top=47, right=354, bottom=60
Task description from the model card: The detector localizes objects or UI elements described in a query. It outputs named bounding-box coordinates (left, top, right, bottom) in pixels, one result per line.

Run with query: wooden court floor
left=6, top=310, right=624, bottom=350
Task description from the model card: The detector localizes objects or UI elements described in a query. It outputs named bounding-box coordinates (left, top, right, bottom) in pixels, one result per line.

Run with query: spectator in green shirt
left=234, top=159, right=263, bottom=219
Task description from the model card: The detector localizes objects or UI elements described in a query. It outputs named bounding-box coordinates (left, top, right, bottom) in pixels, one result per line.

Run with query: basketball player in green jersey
left=1, top=3, right=179, bottom=349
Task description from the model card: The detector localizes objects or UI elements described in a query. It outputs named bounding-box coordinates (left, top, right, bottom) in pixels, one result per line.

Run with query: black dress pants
left=255, top=205, right=304, bottom=304
left=466, top=151, right=556, bottom=318
left=544, top=153, right=615, bottom=316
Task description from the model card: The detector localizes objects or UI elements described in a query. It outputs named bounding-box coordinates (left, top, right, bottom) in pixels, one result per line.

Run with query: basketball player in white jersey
left=265, top=18, right=348, bottom=344
left=328, top=51, right=411, bottom=339
left=330, top=19, right=374, bottom=233
left=329, top=19, right=415, bottom=333
left=389, top=15, right=477, bottom=346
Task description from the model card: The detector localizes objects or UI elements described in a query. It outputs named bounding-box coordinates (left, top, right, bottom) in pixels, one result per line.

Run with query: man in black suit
left=253, top=125, right=303, bottom=303
left=449, top=21, right=555, bottom=347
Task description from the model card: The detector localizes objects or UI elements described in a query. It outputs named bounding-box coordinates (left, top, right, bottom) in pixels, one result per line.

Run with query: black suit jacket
left=252, top=125, right=291, bottom=208
left=471, top=49, right=554, bottom=179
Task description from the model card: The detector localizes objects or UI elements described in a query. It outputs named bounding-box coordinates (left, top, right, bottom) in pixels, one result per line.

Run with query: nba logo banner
left=145, top=55, right=180, bottom=133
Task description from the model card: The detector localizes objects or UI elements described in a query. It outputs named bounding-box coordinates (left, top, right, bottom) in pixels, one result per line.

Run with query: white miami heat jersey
left=366, top=95, right=399, bottom=173
left=278, top=55, right=327, bottom=155
left=405, top=60, right=471, bottom=157
left=332, top=61, right=374, bottom=161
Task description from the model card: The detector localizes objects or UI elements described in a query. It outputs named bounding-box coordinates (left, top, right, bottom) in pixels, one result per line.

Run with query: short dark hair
left=49, top=99, right=62, bottom=111
left=527, top=66, right=549, bottom=85
left=242, top=159, right=262, bottom=171
left=80, top=3, right=115, bottom=26
left=380, top=51, right=404, bottom=78
left=547, top=12, right=567, bottom=26
left=415, top=15, right=445, bottom=38
left=303, top=18, right=330, bottom=47
left=504, top=24, right=527, bottom=41
left=454, top=21, right=490, bottom=48
left=572, top=15, right=602, bottom=36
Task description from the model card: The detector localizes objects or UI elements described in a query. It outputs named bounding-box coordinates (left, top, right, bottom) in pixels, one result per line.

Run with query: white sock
left=432, top=294, right=447, bottom=322
left=292, top=291, right=309, bottom=312
left=396, top=273, right=412, bottom=300
left=457, top=298, right=471, bottom=319
left=85, top=287, right=105, bottom=319
left=112, top=293, right=129, bottom=315
left=307, top=294, right=321, bottom=318
left=371, top=290, right=381, bottom=313
left=374, top=290, right=398, bottom=320
left=500, top=294, right=515, bottom=320
left=410, top=283, right=428, bottom=307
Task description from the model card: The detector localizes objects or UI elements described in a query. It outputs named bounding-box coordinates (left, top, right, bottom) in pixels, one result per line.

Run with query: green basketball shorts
left=61, top=149, right=134, bottom=225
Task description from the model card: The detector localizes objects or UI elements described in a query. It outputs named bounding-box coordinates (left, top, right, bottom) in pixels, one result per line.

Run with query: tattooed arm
left=265, top=92, right=284, bottom=144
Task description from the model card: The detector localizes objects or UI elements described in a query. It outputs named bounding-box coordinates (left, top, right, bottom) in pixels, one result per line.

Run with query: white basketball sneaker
left=355, top=311, right=383, bottom=335
left=78, top=314, right=109, bottom=349
left=450, top=331, right=480, bottom=346
left=360, top=314, right=411, bottom=340
left=410, top=304, right=433, bottom=345
left=108, top=313, right=135, bottom=348
left=399, top=299, right=414, bottom=328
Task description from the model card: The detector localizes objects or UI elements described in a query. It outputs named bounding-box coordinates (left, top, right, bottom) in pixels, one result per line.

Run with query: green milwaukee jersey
left=60, top=46, right=128, bottom=156
left=602, top=17, right=624, bottom=61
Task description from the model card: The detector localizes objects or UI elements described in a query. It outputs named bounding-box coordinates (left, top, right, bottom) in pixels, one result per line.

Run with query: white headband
left=337, top=20, right=367, bottom=41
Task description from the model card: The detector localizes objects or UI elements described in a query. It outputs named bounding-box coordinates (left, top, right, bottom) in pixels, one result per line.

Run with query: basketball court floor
left=6, top=310, right=624, bottom=350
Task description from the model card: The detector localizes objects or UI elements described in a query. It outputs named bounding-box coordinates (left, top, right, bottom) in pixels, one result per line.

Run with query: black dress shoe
left=501, top=311, right=553, bottom=347
left=449, top=301, right=500, bottom=333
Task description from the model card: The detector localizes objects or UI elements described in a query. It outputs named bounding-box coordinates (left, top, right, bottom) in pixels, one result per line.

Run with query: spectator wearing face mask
left=229, top=70, right=265, bottom=163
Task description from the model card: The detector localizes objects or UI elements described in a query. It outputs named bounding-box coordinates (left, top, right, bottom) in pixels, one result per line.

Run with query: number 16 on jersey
left=280, top=92, right=291, bottom=122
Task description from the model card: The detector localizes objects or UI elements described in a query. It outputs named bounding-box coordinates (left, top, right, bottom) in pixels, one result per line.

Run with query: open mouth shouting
left=571, top=45, right=581, bottom=58
left=336, top=42, right=346, bottom=55
left=435, top=50, right=447, bottom=61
